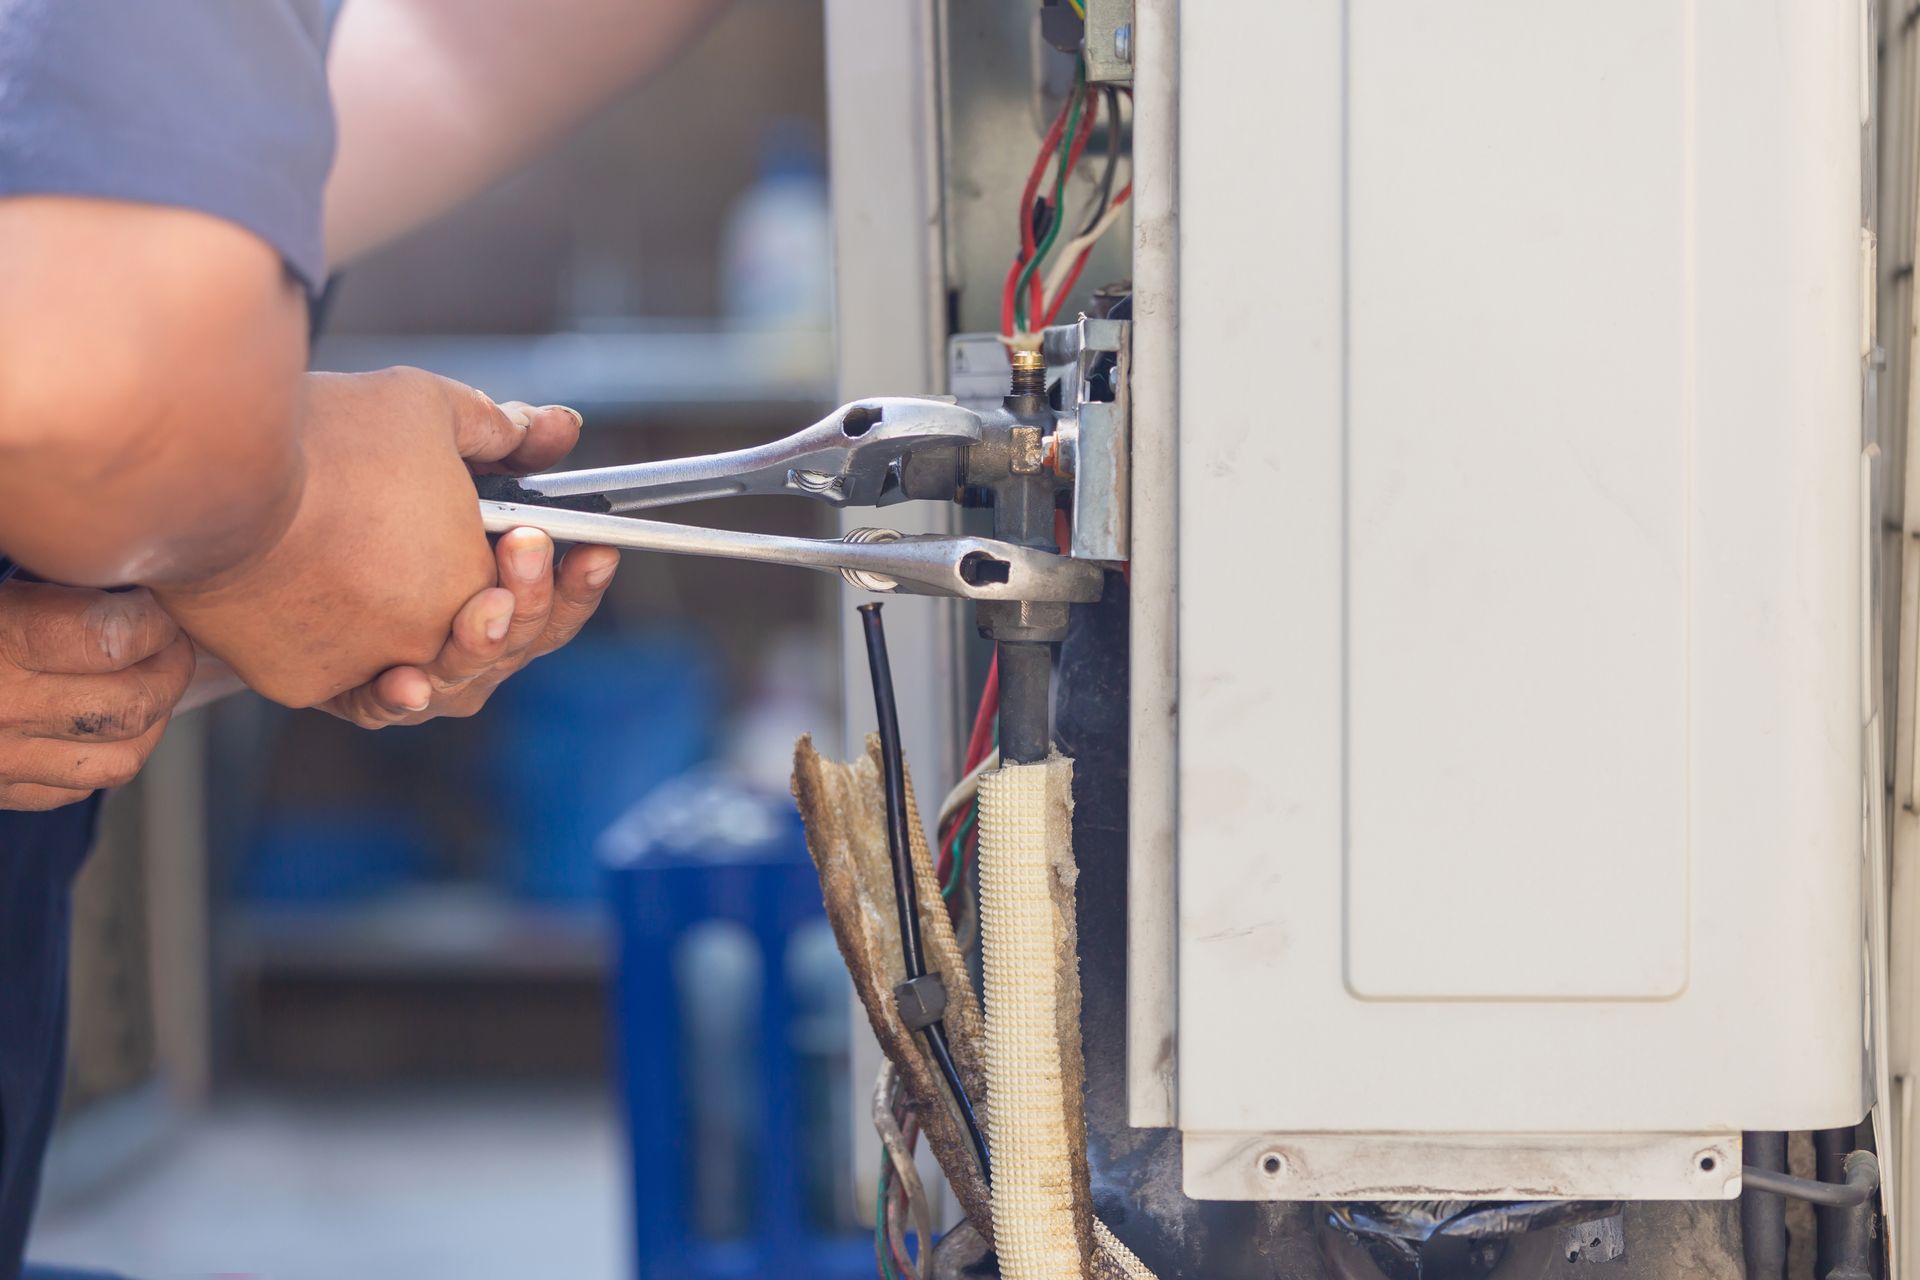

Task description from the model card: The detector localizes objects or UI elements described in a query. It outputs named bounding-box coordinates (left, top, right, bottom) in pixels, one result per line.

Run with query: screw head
left=1115, top=22, right=1133, bottom=64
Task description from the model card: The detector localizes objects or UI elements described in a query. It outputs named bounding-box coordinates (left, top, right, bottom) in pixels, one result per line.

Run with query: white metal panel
left=1343, top=2, right=1690, bottom=1000
left=1174, top=0, right=1868, bottom=1183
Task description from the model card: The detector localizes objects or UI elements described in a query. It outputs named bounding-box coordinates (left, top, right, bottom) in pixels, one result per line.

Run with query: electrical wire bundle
left=999, top=57, right=1133, bottom=350
left=933, top=656, right=1000, bottom=947
left=874, top=1062, right=933, bottom=1280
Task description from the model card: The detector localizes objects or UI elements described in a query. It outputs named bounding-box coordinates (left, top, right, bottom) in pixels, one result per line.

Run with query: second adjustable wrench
left=479, top=501, right=1103, bottom=604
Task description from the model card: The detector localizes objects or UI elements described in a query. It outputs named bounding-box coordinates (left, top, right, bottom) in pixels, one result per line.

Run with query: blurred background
left=26, top=3, right=867, bottom=1277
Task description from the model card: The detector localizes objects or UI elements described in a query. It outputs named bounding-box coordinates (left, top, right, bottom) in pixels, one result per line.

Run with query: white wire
left=872, top=1060, right=934, bottom=1272
left=1040, top=184, right=1133, bottom=307
left=936, top=750, right=1001, bottom=832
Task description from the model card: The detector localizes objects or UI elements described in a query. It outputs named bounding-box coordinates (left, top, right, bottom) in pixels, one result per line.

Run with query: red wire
left=935, top=654, right=1002, bottom=885
left=1003, top=87, right=1079, bottom=337
left=999, top=257, right=1023, bottom=339
left=1020, top=96, right=1074, bottom=266
left=1030, top=92, right=1101, bottom=322
left=962, top=654, right=1000, bottom=772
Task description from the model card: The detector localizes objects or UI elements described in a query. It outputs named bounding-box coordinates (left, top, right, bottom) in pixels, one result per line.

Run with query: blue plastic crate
left=600, top=772, right=870, bottom=1280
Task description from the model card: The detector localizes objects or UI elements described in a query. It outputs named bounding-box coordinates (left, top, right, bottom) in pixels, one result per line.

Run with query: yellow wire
left=1067, top=0, right=1086, bottom=17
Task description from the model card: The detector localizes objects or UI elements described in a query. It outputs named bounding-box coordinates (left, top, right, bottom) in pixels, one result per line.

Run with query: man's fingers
left=492, top=529, right=556, bottom=656
left=323, top=665, right=433, bottom=729
left=0, top=782, right=97, bottom=812
left=534, top=545, right=619, bottom=657
left=473, top=402, right=583, bottom=476
left=23, top=633, right=195, bottom=743
left=9, top=715, right=170, bottom=792
left=334, top=585, right=514, bottom=727
left=0, top=584, right=181, bottom=674
left=429, top=585, right=518, bottom=688
left=318, top=571, right=537, bottom=729
left=448, top=383, right=534, bottom=465
left=446, top=385, right=583, bottom=471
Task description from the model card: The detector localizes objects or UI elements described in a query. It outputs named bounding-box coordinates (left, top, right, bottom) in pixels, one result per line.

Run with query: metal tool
left=479, top=502, right=1102, bottom=603
left=501, top=397, right=999, bottom=512
left=475, top=393, right=1103, bottom=604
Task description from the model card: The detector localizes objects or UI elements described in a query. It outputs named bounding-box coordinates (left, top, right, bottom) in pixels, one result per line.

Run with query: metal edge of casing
left=1125, top=0, right=1179, bottom=1130
left=1180, top=1131, right=1743, bottom=1203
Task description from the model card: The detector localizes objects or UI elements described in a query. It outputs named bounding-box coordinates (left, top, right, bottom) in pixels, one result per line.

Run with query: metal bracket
left=1083, top=0, right=1135, bottom=84
left=1045, top=315, right=1132, bottom=562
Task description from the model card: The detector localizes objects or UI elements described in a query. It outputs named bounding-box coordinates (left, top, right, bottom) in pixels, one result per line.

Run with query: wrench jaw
left=846, top=536, right=1106, bottom=605
left=768, top=398, right=999, bottom=508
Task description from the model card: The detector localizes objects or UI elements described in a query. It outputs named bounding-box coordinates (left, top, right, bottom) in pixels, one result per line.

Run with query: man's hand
left=323, top=529, right=618, bottom=728
left=0, top=584, right=194, bottom=811
left=323, top=395, right=618, bottom=726
left=156, top=367, right=571, bottom=710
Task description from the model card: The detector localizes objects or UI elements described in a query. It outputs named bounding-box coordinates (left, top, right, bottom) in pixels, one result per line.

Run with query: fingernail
left=92, top=603, right=132, bottom=665
left=584, top=556, right=617, bottom=588
left=484, top=600, right=513, bottom=642
left=510, top=540, right=549, bottom=582
left=99, top=619, right=129, bottom=665
left=393, top=672, right=432, bottom=711
left=542, top=404, right=585, bottom=430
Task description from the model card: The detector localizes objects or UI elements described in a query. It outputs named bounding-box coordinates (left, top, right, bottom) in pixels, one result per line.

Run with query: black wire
left=1078, top=85, right=1123, bottom=238
left=1028, top=196, right=1058, bottom=260
left=858, top=602, right=994, bottom=1187
left=859, top=603, right=925, bottom=980
left=924, top=1021, right=992, bottom=1185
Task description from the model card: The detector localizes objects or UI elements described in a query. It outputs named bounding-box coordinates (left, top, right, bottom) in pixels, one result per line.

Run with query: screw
left=1115, top=22, right=1133, bottom=64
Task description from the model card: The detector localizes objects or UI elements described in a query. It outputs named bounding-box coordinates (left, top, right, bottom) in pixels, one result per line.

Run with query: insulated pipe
left=1741, top=1131, right=1789, bottom=1280
left=977, top=756, right=1092, bottom=1280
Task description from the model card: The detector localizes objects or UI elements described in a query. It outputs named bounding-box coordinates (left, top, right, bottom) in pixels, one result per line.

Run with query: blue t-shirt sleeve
left=0, top=0, right=336, bottom=293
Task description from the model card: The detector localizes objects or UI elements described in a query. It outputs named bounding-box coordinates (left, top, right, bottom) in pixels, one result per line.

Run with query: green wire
left=875, top=1158, right=900, bottom=1280
left=1013, top=61, right=1087, bottom=331
left=941, top=805, right=978, bottom=899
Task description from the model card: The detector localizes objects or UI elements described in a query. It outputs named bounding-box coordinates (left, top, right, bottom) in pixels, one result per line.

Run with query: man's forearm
left=0, top=197, right=309, bottom=588
left=324, top=0, right=725, bottom=266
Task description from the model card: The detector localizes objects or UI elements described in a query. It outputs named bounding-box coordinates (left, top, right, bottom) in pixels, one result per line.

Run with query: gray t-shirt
left=0, top=0, right=337, bottom=291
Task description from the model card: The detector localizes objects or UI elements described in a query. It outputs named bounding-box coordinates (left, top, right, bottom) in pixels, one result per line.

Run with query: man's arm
left=0, top=190, right=533, bottom=707
left=0, top=198, right=307, bottom=589
left=325, top=0, right=725, bottom=265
